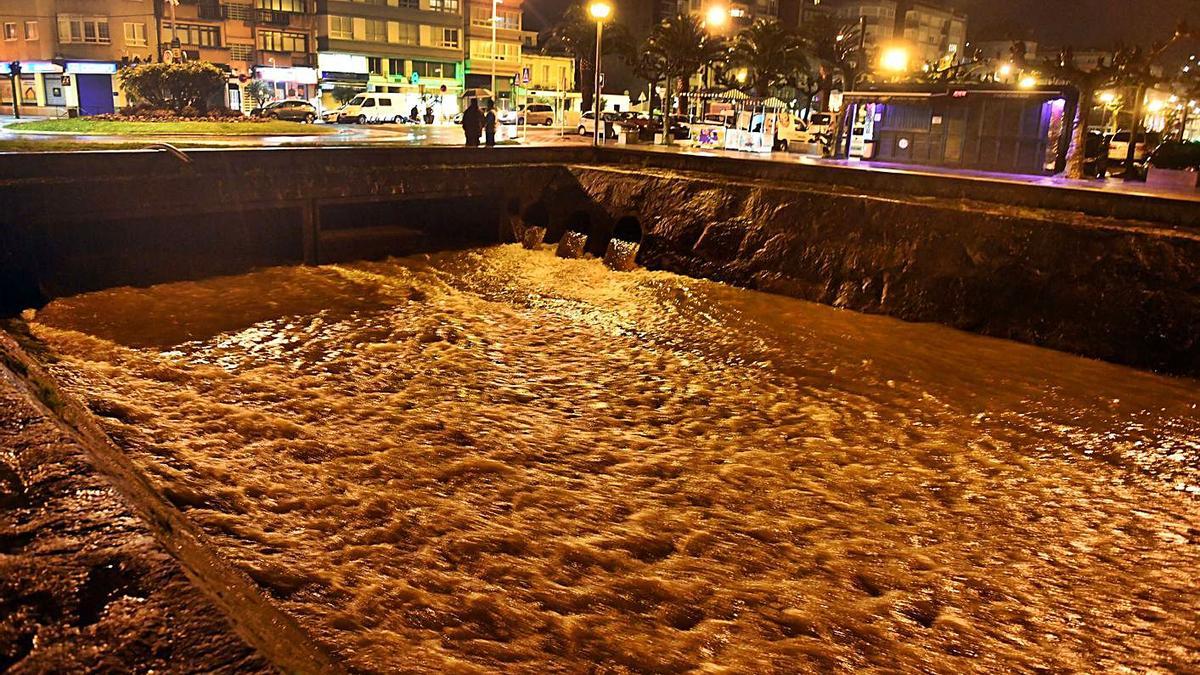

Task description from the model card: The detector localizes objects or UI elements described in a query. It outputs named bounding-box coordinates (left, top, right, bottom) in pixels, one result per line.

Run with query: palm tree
left=544, top=3, right=629, bottom=114
left=645, top=13, right=727, bottom=123
left=798, top=14, right=867, bottom=111
left=726, top=19, right=809, bottom=99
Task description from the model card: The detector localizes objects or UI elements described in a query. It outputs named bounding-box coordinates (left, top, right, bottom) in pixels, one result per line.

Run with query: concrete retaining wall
left=571, top=165, right=1200, bottom=376
left=1, top=145, right=1197, bottom=375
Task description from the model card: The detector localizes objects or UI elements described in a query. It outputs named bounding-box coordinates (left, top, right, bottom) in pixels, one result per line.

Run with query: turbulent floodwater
left=30, top=246, right=1200, bottom=673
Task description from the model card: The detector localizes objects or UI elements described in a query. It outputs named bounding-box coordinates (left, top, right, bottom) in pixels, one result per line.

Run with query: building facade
left=462, top=0, right=523, bottom=108
left=827, top=0, right=966, bottom=70
left=1, top=0, right=159, bottom=116
left=315, top=0, right=464, bottom=120
left=163, top=0, right=319, bottom=112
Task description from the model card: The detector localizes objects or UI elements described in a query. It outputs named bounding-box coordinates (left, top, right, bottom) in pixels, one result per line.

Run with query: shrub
left=119, top=61, right=227, bottom=113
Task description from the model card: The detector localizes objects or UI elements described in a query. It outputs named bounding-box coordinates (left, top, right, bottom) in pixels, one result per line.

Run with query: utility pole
left=491, top=0, right=499, bottom=111
left=8, top=61, right=22, bottom=119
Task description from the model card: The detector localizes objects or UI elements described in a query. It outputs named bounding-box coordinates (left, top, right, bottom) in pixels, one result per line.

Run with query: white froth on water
left=31, top=245, right=1200, bottom=672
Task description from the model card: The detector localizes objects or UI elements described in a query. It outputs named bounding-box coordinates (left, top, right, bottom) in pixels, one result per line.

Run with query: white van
left=336, top=93, right=410, bottom=124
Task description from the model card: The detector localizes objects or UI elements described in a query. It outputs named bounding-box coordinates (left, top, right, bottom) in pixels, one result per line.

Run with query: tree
left=119, top=61, right=227, bottom=113
left=799, top=14, right=868, bottom=111
left=544, top=3, right=629, bottom=112
left=645, top=13, right=727, bottom=121
left=330, top=85, right=359, bottom=105
left=1036, top=23, right=1191, bottom=179
left=726, top=19, right=809, bottom=99
left=245, top=79, right=274, bottom=110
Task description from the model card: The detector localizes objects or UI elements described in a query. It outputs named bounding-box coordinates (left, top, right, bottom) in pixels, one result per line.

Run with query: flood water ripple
left=30, top=246, right=1200, bottom=673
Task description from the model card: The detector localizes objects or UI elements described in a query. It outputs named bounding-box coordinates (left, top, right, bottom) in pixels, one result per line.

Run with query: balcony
left=256, top=10, right=292, bottom=26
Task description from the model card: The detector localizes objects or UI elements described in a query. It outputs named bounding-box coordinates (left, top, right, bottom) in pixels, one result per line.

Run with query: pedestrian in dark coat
left=461, top=100, right=483, bottom=147
left=484, top=107, right=498, bottom=147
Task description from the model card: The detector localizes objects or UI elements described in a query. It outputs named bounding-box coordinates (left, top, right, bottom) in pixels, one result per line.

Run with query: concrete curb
left=0, top=327, right=345, bottom=675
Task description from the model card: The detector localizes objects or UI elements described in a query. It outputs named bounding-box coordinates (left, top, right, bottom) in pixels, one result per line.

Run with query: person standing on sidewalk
left=461, top=99, right=483, bottom=147
left=484, top=107, right=498, bottom=147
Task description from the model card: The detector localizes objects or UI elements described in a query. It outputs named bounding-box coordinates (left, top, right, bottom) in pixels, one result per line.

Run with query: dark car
left=1147, top=140, right=1200, bottom=171
left=251, top=100, right=317, bottom=123
left=1082, top=131, right=1110, bottom=178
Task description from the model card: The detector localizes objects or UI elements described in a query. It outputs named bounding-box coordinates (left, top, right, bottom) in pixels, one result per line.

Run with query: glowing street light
left=1018, top=75, right=1037, bottom=89
left=1146, top=99, right=1164, bottom=113
left=998, top=63, right=1013, bottom=78
left=880, top=46, right=910, bottom=74
left=1098, top=91, right=1116, bottom=104
left=588, top=1, right=612, bottom=147
left=705, top=5, right=729, bottom=29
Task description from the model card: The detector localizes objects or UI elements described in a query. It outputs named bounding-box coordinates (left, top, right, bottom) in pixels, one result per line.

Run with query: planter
left=1146, top=166, right=1199, bottom=190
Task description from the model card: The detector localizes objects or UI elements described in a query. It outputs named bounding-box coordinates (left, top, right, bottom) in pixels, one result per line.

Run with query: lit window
left=24, top=20, right=38, bottom=40
left=3, top=23, right=16, bottom=41
left=124, top=22, right=147, bottom=47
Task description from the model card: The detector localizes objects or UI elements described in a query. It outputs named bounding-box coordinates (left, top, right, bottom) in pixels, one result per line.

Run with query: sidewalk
left=613, top=141, right=1200, bottom=203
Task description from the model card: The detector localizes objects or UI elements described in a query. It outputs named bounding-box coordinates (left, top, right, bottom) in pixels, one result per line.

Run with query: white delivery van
left=336, top=93, right=410, bottom=124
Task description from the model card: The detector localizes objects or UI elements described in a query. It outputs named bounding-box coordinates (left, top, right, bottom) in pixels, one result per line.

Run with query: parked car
left=1144, top=140, right=1200, bottom=188
left=251, top=100, right=317, bottom=123
left=576, top=111, right=623, bottom=138
left=501, top=103, right=556, bottom=126
left=1082, top=131, right=1110, bottom=178
left=322, top=104, right=346, bottom=123
left=337, top=93, right=411, bottom=124
left=1108, top=130, right=1162, bottom=163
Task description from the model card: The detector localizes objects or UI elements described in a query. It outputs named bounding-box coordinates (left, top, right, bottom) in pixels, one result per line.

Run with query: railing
left=256, top=10, right=291, bottom=26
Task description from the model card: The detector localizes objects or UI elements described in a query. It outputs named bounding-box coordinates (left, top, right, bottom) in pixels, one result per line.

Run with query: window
left=367, top=56, right=382, bottom=74
left=430, top=0, right=459, bottom=12
left=224, top=3, right=254, bottom=20
left=412, top=60, right=456, bottom=79
left=229, top=43, right=254, bottom=61
left=388, top=58, right=403, bottom=76
left=258, top=30, right=306, bottom=52
left=395, top=22, right=417, bottom=45
left=24, top=21, right=38, bottom=40
left=3, top=23, right=16, bottom=41
left=436, top=28, right=459, bottom=49
left=58, top=16, right=110, bottom=44
left=257, top=0, right=306, bottom=12
left=377, top=97, right=392, bottom=106
left=124, top=22, right=147, bottom=46
left=364, top=18, right=385, bottom=42
left=168, top=23, right=220, bottom=47
left=329, top=15, right=352, bottom=39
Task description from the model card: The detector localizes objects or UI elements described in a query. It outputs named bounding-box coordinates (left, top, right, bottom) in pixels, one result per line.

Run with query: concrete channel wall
left=1, top=145, right=1197, bottom=376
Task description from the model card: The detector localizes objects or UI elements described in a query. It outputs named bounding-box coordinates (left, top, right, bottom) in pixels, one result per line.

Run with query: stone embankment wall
left=567, top=165, right=1200, bottom=377
left=1, top=146, right=1196, bottom=376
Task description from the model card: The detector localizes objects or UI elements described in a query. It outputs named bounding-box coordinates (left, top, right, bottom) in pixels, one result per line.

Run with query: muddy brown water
left=30, top=246, right=1200, bottom=672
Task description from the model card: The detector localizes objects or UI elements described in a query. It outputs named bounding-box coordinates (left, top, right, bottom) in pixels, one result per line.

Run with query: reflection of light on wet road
left=32, top=247, right=1200, bottom=672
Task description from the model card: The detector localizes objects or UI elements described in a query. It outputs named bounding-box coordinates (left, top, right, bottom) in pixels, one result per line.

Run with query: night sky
left=524, top=0, right=1197, bottom=47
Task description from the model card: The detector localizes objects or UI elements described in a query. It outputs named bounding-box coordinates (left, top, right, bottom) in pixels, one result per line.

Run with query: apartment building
left=315, top=0, right=464, bottom=119
left=162, top=0, right=319, bottom=112
left=897, top=1, right=965, bottom=65
left=827, top=0, right=966, bottom=68
left=462, top=0, right=523, bottom=108
left=1, top=0, right=158, bottom=115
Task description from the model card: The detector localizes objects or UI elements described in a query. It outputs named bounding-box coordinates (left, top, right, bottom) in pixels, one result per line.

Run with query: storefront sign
left=257, top=66, right=318, bottom=85
left=317, top=53, right=368, bottom=74
left=1, top=61, right=62, bottom=74
left=66, top=62, right=117, bottom=75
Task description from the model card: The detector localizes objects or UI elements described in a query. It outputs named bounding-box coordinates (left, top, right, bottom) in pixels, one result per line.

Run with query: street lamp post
left=588, top=2, right=611, bottom=147
left=491, top=0, right=500, bottom=111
